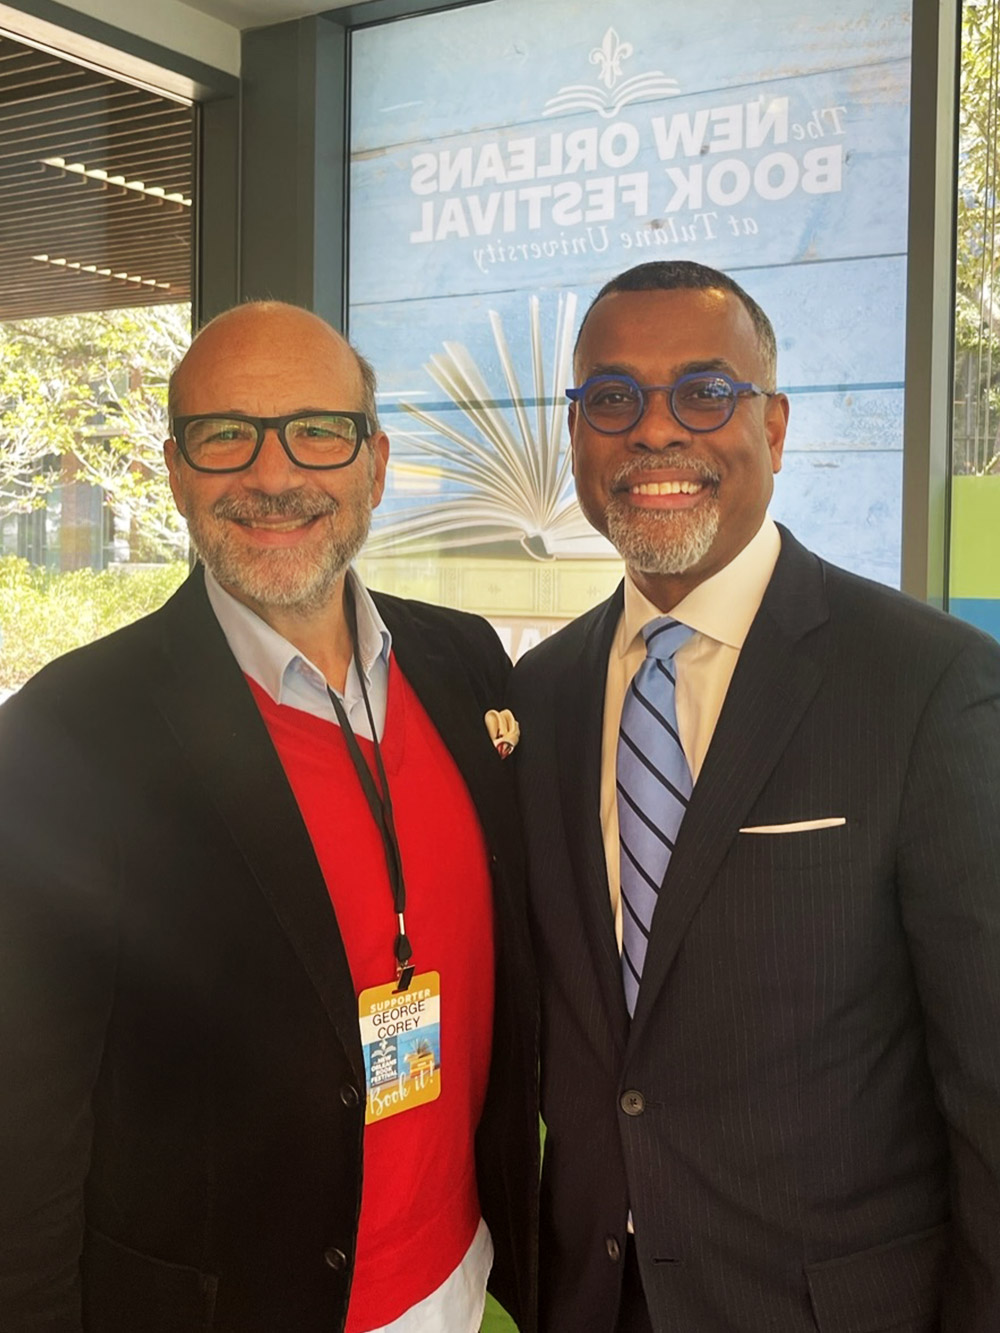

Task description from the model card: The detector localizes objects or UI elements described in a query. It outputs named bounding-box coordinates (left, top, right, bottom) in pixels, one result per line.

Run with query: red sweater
left=248, top=662, right=494, bottom=1330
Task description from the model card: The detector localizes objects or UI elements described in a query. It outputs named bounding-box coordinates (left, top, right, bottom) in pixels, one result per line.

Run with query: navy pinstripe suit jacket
left=509, top=527, right=1000, bottom=1333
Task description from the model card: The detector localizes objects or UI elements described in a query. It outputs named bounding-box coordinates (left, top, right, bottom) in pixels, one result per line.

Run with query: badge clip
left=394, top=964, right=415, bottom=993
left=394, top=915, right=413, bottom=991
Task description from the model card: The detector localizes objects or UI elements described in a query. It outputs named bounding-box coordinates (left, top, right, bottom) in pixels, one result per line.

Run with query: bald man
left=0, top=304, right=538, bottom=1333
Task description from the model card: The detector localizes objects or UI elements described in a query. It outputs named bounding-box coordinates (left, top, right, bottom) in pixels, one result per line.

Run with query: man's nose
left=628, top=388, right=694, bottom=450
left=243, top=428, right=303, bottom=491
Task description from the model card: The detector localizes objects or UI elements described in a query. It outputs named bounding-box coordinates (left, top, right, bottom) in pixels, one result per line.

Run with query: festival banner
left=349, top=0, right=912, bottom=650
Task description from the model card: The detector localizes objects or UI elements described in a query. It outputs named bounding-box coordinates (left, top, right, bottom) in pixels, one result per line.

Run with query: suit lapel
left=145, top=570, right=365, bottom=1085
left=629, top=532, right=829, bottom=1045
left=555, top=587, right=631, bottom=1037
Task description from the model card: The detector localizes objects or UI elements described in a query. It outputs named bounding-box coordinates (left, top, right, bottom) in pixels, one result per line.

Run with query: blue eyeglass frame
left=566, top=371, right=772, bottom=435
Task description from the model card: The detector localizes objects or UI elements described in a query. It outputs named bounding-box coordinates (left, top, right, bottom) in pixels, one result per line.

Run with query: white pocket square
left=739, top=817, right=847, bottom=834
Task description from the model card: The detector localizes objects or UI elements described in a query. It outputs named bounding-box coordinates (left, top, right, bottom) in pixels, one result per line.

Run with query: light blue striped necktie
left=617, top=617, right=695, bottom=1017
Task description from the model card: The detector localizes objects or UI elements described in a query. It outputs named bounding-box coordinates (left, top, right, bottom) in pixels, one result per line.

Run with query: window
left=951, top=0, right=1000, bottom=641
left=0, top=32, right=193, bottom=694
left=349, top=0, right=914, bottom=657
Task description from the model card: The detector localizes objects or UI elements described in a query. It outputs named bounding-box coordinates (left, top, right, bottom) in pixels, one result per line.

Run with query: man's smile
left=629, top=474, right=709, bottom=503
left=233, top=515, right=322, bottom=531
left=629, top=478, right=705, bottom=496
left=610, top=458, right=719, bottom=512
left=202, top=492, right=342, bottom=552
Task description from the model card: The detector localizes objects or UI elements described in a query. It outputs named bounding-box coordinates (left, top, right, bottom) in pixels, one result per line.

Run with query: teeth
left=244, top=518, right=311, bottom=531
left=631, top=480, right=703, bottom=496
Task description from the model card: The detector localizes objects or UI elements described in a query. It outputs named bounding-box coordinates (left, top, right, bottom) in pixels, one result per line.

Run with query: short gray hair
left=575, top=260, right=778, bottom=385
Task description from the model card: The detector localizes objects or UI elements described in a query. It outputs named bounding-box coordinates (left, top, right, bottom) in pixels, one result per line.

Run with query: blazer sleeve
left=0, top=690, right=117, bottom=1332
left=896, top=632, right=1000, bottom=1330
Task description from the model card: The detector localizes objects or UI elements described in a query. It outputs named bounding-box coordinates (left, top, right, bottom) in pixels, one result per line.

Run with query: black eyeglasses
left=566, top=372, right=773, bottom=435
left=170, top=411, right=371, bottom=473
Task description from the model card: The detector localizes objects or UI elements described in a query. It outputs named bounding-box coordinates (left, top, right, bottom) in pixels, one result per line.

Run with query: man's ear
left=163, top=438, right=187, bottom=517
left=765, top=393, right=789, bottom=475
left=568, top=401, right=579, bottom=477
left=369, top=430, right=390, bottom=508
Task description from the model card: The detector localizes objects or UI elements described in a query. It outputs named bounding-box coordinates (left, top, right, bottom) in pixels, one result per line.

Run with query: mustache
left=610, top=454, right=721, bottom=491
left=211, top=491, right=339, bottom=522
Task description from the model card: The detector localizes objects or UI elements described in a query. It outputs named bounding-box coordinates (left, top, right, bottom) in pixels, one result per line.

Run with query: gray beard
left=604, top=456, right=720, bottom=576
left=189, top=485, right=373, bottom=617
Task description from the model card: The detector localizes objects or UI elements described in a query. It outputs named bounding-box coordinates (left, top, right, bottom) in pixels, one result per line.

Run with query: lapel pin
left=485, top=708, right=520, bottom=758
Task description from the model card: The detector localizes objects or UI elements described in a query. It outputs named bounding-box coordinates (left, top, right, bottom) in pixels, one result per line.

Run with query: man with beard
left=508, top=261, right=1000, bottom=1332
left=0, top=303, right=538, bottom=1333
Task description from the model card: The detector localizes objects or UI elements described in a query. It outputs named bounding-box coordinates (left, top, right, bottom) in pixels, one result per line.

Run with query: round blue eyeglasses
left=566, top=371, right=773, bottom=435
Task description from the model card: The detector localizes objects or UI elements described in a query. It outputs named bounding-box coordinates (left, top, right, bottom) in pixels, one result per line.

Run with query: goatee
left=605, top=455, right=721, bottom=576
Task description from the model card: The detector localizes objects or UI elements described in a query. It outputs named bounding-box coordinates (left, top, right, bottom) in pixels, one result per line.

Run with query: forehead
left=174, top=312, right=363, bottom=415
left=575, top=287, right=764, bottom=381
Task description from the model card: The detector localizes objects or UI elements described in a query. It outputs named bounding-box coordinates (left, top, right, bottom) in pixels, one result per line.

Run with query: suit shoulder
left=774, top=528, right=990, bottom=662
left=371, top=588, right=500, bottom=648
left=512, top=594, right=619, bottom=685
left=370, top=591, right=496, bottom=642
left=11, top=603, right=163, bottom=708
left=0, top=613, right=160, bottom=798
left=821, top=559, right=999, bottom=664
left=2, top=573, right=203, bottom=728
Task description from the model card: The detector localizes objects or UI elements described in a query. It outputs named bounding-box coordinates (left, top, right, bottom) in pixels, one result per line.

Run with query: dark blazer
left=0, top=567, right=539, bottom=1333
left=508, top=527, right=1000, bottom=1333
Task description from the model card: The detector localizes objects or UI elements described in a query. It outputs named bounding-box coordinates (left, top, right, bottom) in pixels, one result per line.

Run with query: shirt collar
left=620, top=515, right=781, bottom=655
left=203, top=564, right=392, bottom=704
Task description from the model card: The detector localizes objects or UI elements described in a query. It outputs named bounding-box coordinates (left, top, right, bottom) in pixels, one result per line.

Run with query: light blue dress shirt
left=203, top=565, right=391, bottom=740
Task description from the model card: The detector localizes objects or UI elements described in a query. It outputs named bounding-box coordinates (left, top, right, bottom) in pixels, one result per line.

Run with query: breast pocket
left=711, top=815, right=893, bottom=1000
left=730, top=816, right=858, bottom=879
left=82, top=1229, right=218, bottom=1332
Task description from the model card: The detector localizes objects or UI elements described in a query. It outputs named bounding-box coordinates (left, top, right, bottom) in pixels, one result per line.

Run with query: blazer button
left=324, top=1247, right=347, bottom=1271
left=620, top=1089, right=645, bottom=1116
left=340, top=1084, right=360, bottom=1107
left=606, top=1236, right=621, bottom=1262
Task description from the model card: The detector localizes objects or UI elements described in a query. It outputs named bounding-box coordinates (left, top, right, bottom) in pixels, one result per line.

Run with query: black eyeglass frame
left=170, top=411, right=371, bottom=473
left=566, top=371, right=773, bottom=435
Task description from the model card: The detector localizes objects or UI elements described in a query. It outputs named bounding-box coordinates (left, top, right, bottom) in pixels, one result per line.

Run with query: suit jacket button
left=606, top=1236, right=621, bottom=1262
left=340, top=1084, right=360, bottom=1107
left=324, top=1247, right=347, bottom=1271
left=620, top=1089, right=645, bottom=1116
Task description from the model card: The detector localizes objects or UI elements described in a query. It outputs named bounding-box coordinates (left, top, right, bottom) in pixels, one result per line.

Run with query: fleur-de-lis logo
left=589, top=28, right=633, bottom=90
left=543, top=29, right=678, bottom=120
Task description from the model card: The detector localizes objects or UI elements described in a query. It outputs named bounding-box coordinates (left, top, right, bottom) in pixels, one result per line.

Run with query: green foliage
left=0, top=303, right=191, bottom=553
left=481, top=1296, right=517, bottom=1331
left=0, top=555, right=186, bottom=689
left=956, top=4, right=997, bottom=327
left=955, top=1, right=1000, bottom=475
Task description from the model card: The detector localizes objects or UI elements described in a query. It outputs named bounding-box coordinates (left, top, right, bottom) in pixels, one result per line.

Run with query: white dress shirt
left=202, top=564, right=493, bottom=1332
left=600, top=518, right=782, bottom=950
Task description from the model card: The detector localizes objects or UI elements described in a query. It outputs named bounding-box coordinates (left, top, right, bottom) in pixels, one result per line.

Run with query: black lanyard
left=326, top=584, right=414, bottom=992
